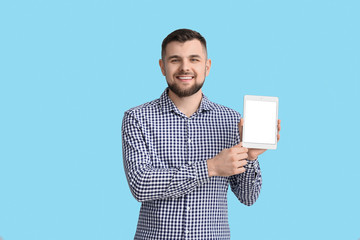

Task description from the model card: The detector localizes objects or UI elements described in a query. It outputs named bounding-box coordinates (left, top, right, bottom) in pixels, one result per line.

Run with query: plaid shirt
left=122, top=89, right=262, bottom=240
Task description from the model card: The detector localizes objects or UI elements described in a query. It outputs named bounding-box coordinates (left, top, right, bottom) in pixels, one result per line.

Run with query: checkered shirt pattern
left=122, top=89, right=262, bottom=240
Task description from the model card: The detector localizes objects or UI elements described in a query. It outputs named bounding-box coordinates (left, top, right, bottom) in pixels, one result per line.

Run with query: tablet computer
left=242, top=95, right=279, bottom=149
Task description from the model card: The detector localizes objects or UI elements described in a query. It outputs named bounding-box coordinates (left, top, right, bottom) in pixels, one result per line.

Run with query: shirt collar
left=159, top=88, right=216, bottom=114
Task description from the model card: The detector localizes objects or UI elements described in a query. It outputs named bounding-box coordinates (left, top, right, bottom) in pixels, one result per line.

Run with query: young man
left=122, top=29, right=281, bottom=240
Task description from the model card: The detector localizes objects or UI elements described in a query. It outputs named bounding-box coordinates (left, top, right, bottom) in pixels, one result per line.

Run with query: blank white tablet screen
left=244, top=100, right=276, bottom=144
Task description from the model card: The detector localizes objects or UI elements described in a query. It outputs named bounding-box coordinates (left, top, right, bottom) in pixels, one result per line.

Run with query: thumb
left=238, top=118, right=244, bottom=142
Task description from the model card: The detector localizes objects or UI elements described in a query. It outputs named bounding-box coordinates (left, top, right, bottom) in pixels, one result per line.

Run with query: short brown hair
left=161, top=29, right=207, bottom=60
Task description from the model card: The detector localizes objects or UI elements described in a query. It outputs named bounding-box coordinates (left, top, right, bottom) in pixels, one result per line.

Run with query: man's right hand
left=207, top=143, right=248, bottom=177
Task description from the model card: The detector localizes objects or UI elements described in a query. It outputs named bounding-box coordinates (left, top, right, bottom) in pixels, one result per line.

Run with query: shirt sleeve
left=228, top=159, right=262, bottom=206
left=228, top=114, right=262, bottom=206
left=122, top=111, right=210, bottom=203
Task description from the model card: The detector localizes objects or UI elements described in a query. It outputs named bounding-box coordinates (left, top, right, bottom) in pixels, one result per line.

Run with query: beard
left=167, top=80, right=205, bottom=98
left=166, top=69, right=206, bottom=98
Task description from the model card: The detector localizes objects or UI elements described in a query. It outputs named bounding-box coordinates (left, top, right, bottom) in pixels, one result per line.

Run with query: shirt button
left=185, top=230, right=189, bottom=234
left=188, top=139, right=192, bottom=143
left=186, top=206, right=191, bottom=211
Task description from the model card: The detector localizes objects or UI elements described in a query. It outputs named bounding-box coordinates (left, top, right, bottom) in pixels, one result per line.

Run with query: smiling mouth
left=176, top=76, right=194, bottom=81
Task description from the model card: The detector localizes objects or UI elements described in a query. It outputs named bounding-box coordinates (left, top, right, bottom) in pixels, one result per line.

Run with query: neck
left=168, top=89, right=203, bottom=117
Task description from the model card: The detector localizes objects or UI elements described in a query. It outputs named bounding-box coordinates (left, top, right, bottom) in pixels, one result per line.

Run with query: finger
left=232, top=145, right=248, bottom=154
left=238, top=160, right=248, bottom=167
left=240, top=118, right=244, bottom=126
left=231, top=150, right=248, bottom=159
left=277, top=119, right=281, bottom=142
left=233, top=142, right=249, bottom=152
left=236, top=152, right=248, bottom=161
left=278, top=119, right=281, bottom=132
left=236, top=167, right=246, bottom=175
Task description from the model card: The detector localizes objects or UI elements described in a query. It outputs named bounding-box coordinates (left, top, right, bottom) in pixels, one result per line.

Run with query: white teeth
left=178, top=76, right=192, bottom=80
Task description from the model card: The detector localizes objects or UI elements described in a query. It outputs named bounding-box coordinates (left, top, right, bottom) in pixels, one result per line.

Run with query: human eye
left=190, top=58, right=200, bottom=62
left=170, top=58, right=179, bottom=63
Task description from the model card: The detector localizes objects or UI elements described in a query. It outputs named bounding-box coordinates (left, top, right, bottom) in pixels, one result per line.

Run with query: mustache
left=176, top=71, right=195, bottom=75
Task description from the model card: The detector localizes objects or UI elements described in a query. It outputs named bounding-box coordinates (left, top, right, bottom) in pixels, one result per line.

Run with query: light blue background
left=1, top=0, right=359, bottom=239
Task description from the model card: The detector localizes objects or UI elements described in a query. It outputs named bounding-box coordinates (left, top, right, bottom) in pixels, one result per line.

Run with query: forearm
left=124, top=158, right=209, bottom=202
left=229, top=159, right=262, bottom=206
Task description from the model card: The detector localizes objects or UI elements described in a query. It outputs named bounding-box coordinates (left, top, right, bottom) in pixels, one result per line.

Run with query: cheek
left=165, top=65, right=176, bottom=74
left=196, top=66, right=207, bottom=77
left=164, top=67, right=177, bottom=79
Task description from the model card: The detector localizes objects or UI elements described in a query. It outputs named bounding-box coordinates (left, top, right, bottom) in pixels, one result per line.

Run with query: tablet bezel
left=242, top=95, right=279, bottom=150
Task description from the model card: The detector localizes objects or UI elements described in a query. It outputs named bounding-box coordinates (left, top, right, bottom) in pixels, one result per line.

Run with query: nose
left=180, top=59, right=190, bottom=72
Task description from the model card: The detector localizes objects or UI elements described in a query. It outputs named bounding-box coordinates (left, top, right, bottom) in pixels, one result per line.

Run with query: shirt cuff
left=245, top=158, right=260, bottom=172
left=195, top=160, right=210, bottom=185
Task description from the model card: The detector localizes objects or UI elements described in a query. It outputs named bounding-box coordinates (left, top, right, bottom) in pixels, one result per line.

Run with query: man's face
left=159, top=39, right=211, bottom=98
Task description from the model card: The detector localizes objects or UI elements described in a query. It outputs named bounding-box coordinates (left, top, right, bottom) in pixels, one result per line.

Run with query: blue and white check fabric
left=122, top=89, right=262, bottom=240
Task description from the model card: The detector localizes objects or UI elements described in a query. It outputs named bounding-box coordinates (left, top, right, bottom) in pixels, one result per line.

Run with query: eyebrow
left=167, top=55, right=181, bottom=60
left=167, top=54, right=203, bottom=60
left=189, top=54, right=202, bottom=59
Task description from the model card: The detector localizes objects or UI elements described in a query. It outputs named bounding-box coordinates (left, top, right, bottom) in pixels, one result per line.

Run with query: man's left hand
left=238, top=118, right=281, bottom=160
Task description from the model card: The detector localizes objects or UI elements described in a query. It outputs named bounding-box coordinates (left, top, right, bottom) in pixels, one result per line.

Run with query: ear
left=159, top=59, right=166, bottom=76
left=205, top=59, right=211, bottom=77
